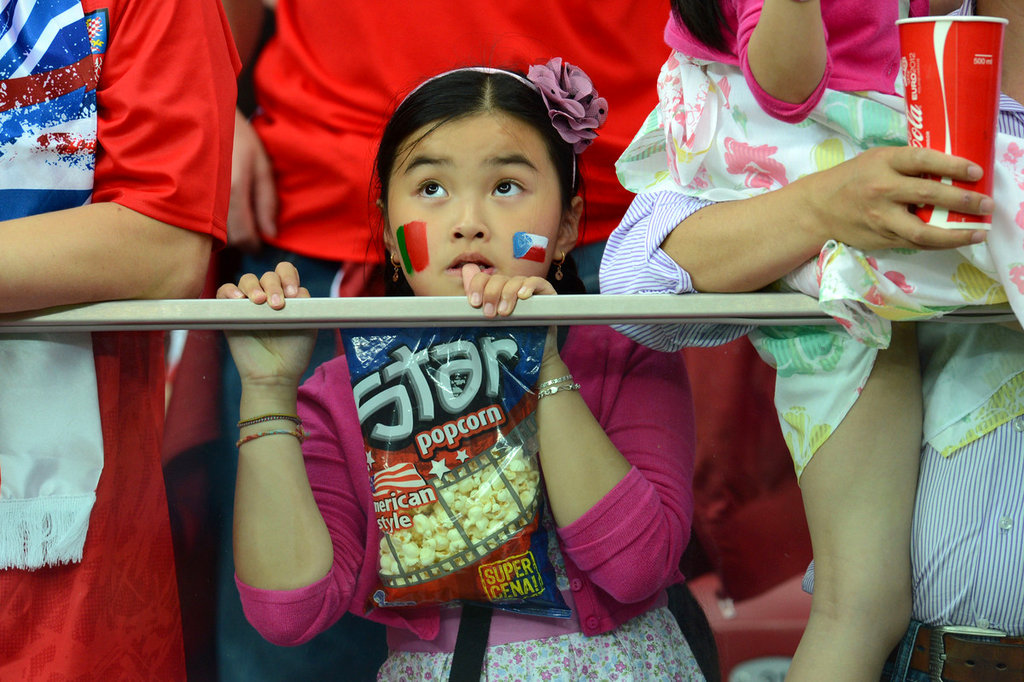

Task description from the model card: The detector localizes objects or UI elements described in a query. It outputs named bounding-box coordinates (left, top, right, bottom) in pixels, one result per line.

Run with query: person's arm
left=746, top=0, right=827, bottom=105
left=599, top=192, right=754, bottom=350
left=982, top=0, right=1023, bottom=99
left=228, top=110, right=279, bottom=250
left=460, top=270, right=692, bottom=550
left=220, top=0, right=279, bottom=249
left=0, top=204, right=210, bottom=313
left=232, top=363, right=379, bottom=646
left=532, top=349, right=632, bottom=529
left=218, top=264, right=333, bottom=591
left=223, top=266, right=379, bottom=645
left=1, top=0, right=237, bottom=314
left=458, top=265, right=638, bottom=527
left=462, top=264, right=694, bottom=600
left=662, top=146, right=993, bottom=292
left=550, top=330, right=695, bottom=602
left=233, top=376, right=336, bottom=592
left=600, top=193, right=705, bottom=298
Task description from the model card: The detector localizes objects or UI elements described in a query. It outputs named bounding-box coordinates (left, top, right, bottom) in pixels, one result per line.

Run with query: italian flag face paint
left=512, top=232, right=548, bottom=263
left=397, top=221, right=429, bottom=274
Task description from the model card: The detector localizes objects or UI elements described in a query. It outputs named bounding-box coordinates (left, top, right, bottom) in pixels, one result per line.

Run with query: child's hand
left=461, top=264, right=563, bottom=366
left=460, top=264, right=555, bottom=318
left=217, top=261, right=316, bottom=388
left=217, top=260, right=307, bottom=310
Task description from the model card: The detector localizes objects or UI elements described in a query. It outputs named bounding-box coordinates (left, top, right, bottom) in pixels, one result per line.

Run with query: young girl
left=218, top=61, right=707, bottom=680
left=607, top=1, right=1023, bottom=680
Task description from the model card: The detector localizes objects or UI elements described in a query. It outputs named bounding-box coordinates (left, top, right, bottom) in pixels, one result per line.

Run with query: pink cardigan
left=665, top=0, right=930, bottom=122
left=236, top=325, right=696, bottom=645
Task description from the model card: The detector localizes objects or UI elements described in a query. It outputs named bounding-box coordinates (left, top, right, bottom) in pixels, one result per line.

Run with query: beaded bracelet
left=537, top=374, right=574, bottom=391
left=537, top=382, right=581, bottom=399
left=236, top=426, right=309, bottom=448
left=237, top=413, right=302, bottom=428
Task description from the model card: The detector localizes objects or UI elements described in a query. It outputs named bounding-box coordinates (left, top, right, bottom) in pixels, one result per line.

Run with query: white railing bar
left=0, top=295, right=1014, bottom=333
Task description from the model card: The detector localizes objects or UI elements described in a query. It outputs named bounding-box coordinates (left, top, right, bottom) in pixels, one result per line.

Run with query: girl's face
left=383, top=113, right=581, bottom=297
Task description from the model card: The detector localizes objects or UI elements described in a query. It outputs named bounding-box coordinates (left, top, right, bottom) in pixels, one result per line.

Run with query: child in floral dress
left=611, top=1, right=1024, bottom=680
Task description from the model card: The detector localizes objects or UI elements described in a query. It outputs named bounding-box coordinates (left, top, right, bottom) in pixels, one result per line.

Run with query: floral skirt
left=377, top=605, right=705, bottom=681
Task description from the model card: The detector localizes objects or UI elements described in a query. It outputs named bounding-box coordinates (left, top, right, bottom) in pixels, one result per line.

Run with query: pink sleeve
left=235, top=573, right=349, bottom=647
left=733, top=0, right=832, bottom=122
left=557, top=329, right=696, bottom=603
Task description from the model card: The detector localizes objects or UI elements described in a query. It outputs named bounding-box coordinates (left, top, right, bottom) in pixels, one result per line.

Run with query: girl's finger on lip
left=461, top=263, right=481, bottom=290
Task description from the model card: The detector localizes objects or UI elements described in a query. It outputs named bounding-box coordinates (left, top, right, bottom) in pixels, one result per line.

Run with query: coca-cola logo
left=900, top=52, right=926, bottom=148
left=907, top=104, right=925, bottom=147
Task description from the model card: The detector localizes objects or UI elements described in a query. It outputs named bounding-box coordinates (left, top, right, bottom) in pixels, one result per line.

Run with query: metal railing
left=0, top=294, right=1015, bottom=332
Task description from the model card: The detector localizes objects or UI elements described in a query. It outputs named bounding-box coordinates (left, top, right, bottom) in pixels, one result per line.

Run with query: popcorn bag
left=340, top=326, right=569, bottom=616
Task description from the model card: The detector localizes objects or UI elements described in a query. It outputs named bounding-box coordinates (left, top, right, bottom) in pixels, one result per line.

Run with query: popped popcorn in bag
left=340, top=326, right=569, bottom=617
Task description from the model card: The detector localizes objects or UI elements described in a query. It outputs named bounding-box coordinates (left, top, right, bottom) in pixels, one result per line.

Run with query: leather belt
left=907, top=624, right=1024, bottom=681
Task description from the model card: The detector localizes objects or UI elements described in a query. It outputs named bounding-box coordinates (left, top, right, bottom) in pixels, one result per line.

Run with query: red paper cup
left=897, top=16, right=1006, bottom=229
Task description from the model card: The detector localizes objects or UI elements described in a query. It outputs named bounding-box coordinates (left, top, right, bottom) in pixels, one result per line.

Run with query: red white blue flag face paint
left=512, top=232, right=548, bottom=263
left=397, top=221, right=430, bottom=274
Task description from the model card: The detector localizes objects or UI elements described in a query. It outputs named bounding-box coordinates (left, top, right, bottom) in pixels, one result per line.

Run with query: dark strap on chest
left=448, top=603, right=493, bottom=682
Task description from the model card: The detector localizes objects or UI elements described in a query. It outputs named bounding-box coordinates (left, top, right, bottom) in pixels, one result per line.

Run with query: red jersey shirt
left=252, top=1, right=673, bottom=262
left=0, top=1, right=238, bottom=678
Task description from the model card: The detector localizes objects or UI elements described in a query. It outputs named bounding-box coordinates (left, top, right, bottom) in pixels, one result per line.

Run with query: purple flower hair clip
left=527, top=58, right=608, bottom=155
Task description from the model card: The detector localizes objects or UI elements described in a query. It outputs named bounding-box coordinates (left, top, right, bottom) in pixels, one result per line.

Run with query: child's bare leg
left=785, top=323, right=921, bottom=682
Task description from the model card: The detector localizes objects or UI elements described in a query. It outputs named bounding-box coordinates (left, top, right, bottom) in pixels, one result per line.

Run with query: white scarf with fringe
left=0, top=0, right=106, bottom=569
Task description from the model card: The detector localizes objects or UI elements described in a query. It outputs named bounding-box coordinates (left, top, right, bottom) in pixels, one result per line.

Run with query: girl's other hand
left=461, top=264, right=563, bottom=370
left=460, top=263, right=555, bottom=318
left=217, top=261, right=315, bottom=387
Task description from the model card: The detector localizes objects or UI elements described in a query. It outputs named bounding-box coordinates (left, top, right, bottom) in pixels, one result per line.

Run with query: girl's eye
left=419, top=182, right=447, bottom=198
left=494, top=180, right=522, bottom=197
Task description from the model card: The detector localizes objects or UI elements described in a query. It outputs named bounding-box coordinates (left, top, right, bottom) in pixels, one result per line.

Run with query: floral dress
left=379, top=606, right=703, bottom=681
left=377, top=511, right=706, bottom=681
left=616, top=52, right=1024, bottom=476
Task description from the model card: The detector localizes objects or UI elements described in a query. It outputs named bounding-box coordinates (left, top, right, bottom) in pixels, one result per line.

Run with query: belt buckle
left=928, top=624, right=1008, bottom=681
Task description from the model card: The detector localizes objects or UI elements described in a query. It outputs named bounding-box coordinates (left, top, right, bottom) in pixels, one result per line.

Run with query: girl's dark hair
left=670, top=0, right=731, bottom=54
left=374, top=68, right=585, bottom=296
